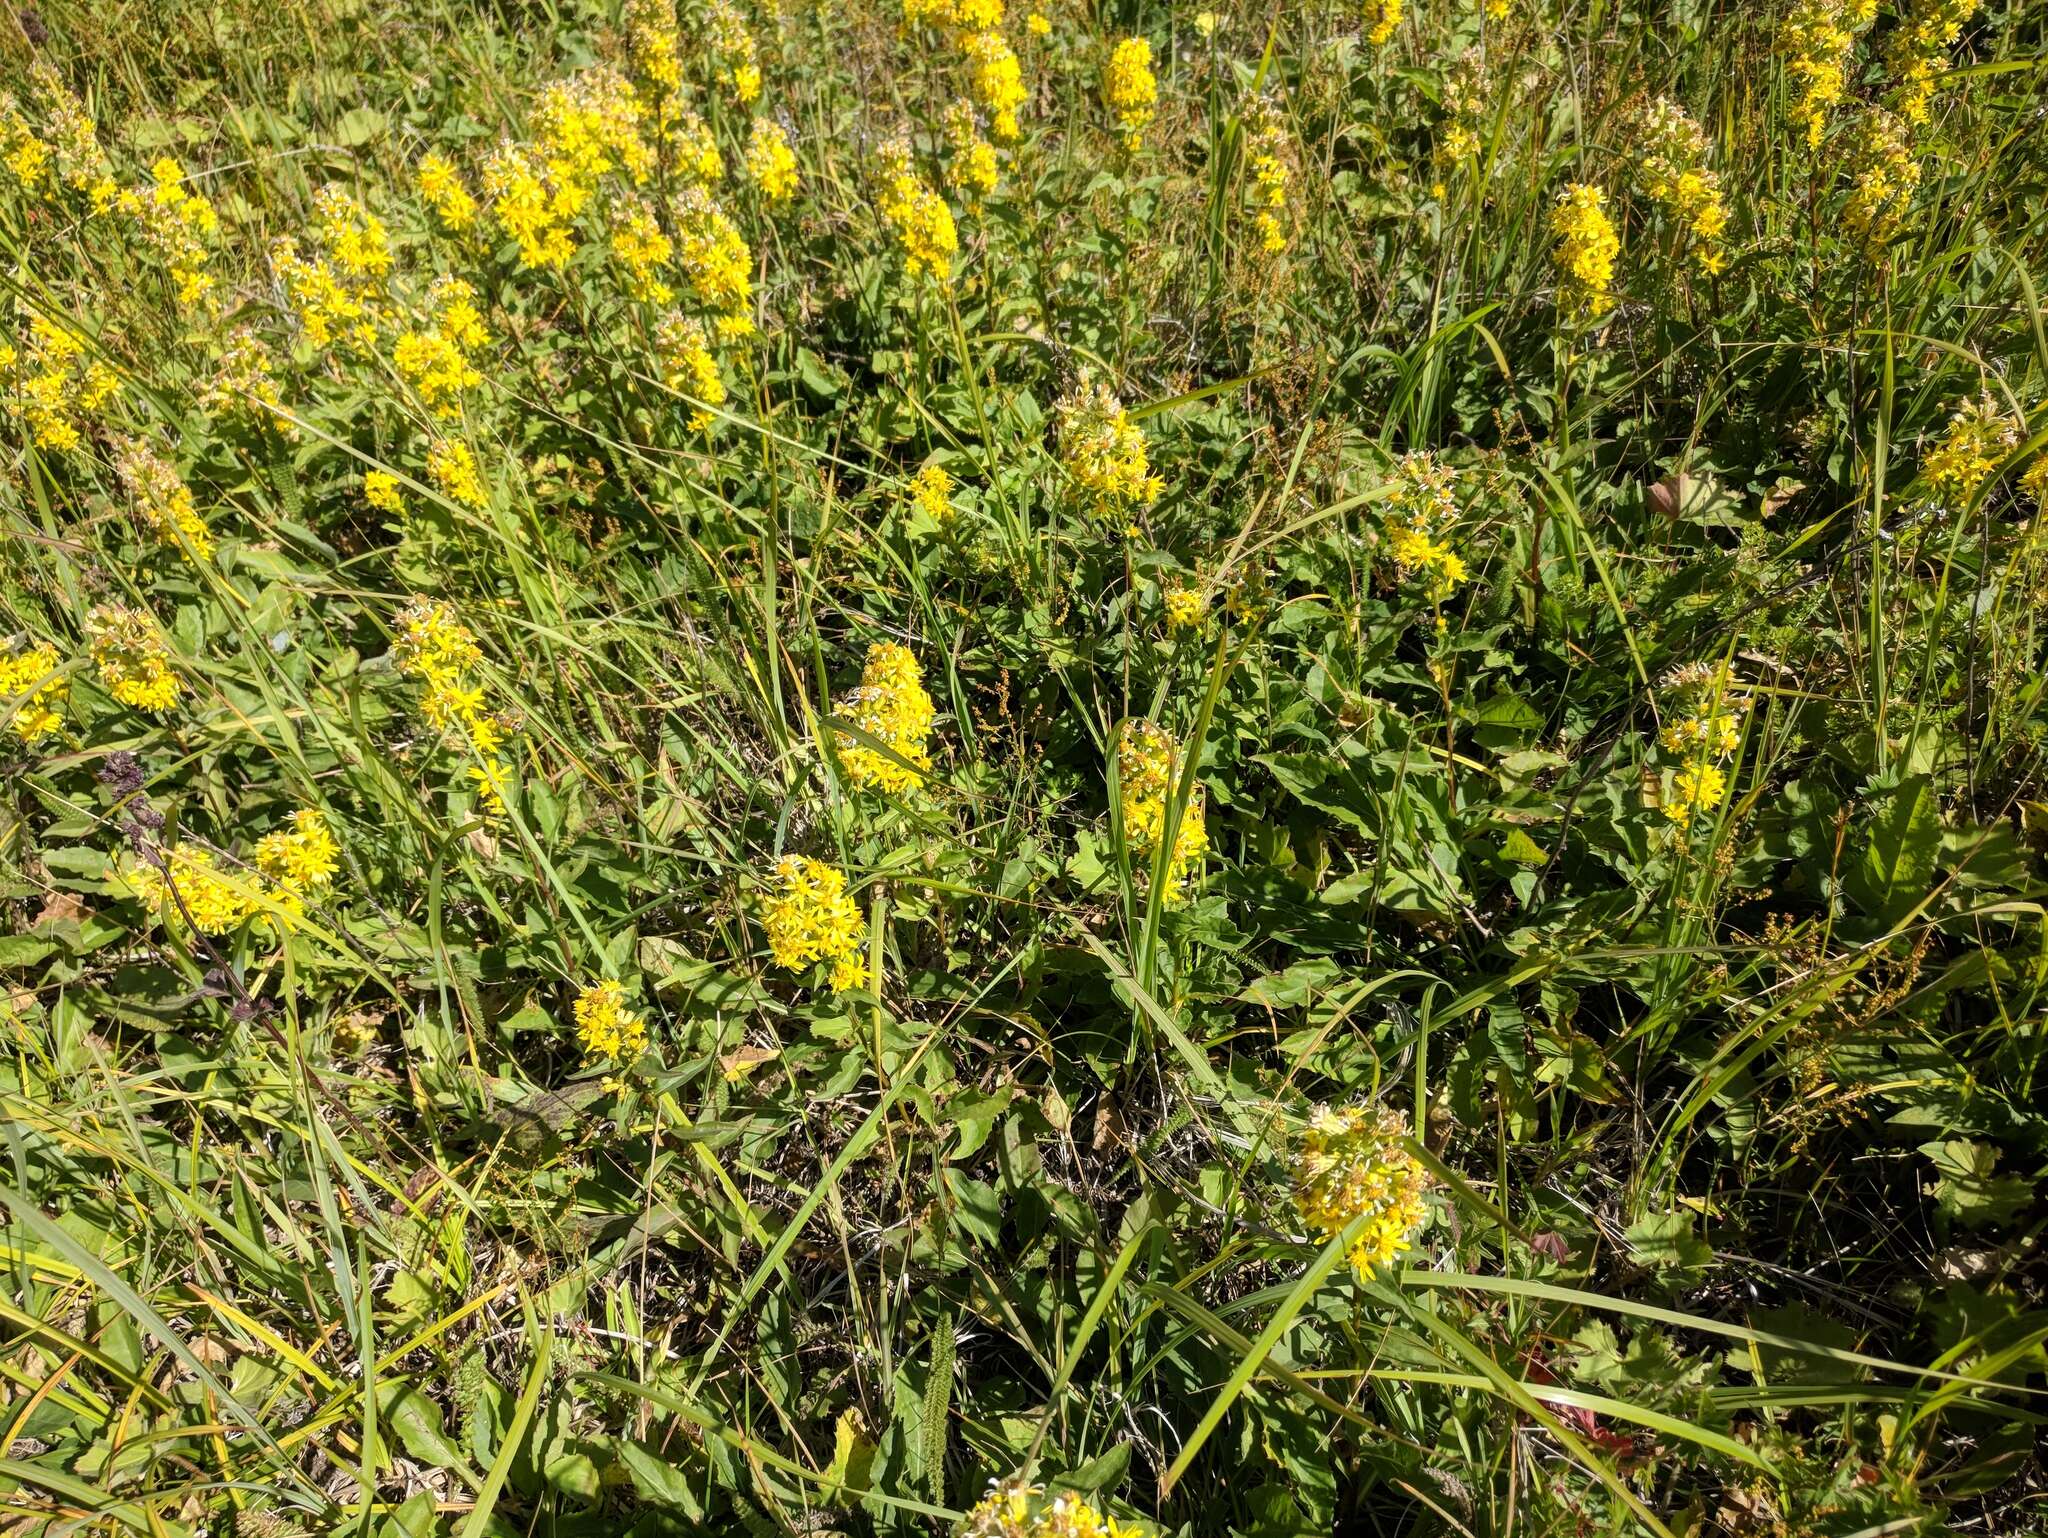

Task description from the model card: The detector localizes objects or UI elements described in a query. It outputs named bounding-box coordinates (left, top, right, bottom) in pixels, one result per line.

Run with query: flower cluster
left=958, top=1484, right=1144, bottom=1538
left=129, top=809, right=338, bottom=934
left=119, top=158, right=219, bottom=311
left=0, top=641, right=67, bottom=742
left=910, top=463, right=956, bottom=527
left=1103, top=37, right=1156, bottom=152
left=1780, top=0, right=1872, bottom=149
left=610, top=194, right=676, bottom=304
left=877, top=135, right=959, bottom=285
left=271, top=189, right=395, bottom=356
left=87, top=604, right=179, bottom=712
left=1886, top=0, right=1979, bottom=126
left=834, top=640, right=937, bottom=794
left=417, top=150, right=480, bottom=233
left=1291, top=1105, right=1431, bottom=1276
left=200, top=327, right=293, bottom=437
left=1840, top=109, right=1922, bottom=253
left=113, top=435, right=212, bottom=560
left=744, top=117, right=799, bottom=203
left=1161, top=578, right=1205, bottom=631
left=1, top=65, right=116, bottom=209
left=656, top=310, right=726, bottom=430
left=479, top=66, right=651, bottom=273
left=1115, top=718, right=1206, bottom=905
left=395, top=277, right=490, bottom=417
left=1548, top=182, right=1620, bottom=325
left=1362, top=0, right=1403, bottom=47
left=1382, top=452, right=1468, bottom=600
left=1632, top=98, right=1728, bottom=276
left=1243, top=97, right=1291, bottom=255
left=705, top=0, right=763, bottom=105
left=393, top=597, right=511, bottom=813
left=944, top=100, right=1000, bottom=208
left=671, top=182, right=757, bottom=335
left=0, top=312, right=120, bottom=452
left=963, top=30, right=1027, bottom=142
left=1433, top=51, right=1487, bottom=187
left=1657, top=661, right=1747, bottom=829
left=428, top=439, right=488, bottom=509
left=762, top=855, right=866, bottom=989
left=574, top=979, right=648, bottom=1061
left=626, top=0, right=686, bottom=131
left=1057, top=379, right=1160, bottom=518
left=1921, top=393, right=2018, bottom=507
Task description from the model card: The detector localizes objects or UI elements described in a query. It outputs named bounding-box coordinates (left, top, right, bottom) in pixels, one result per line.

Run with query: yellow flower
left=744, top=117, right=799, bottom=203
left=200, top=327, right=294, bottom=437
left=253, top=809, right=340, bottom=900
left=417, top=150, right=480, bottom=232
left=1549, top=182, right=1620, bottom=324
left=762, top=855, right=866, bottom=990
left=3, top=311, right=118, bottom=451
left=610, top=194, right=676, bottom=304
left=87, top=604, right=180, bottom=712
left=1922, top=392, right=2018, bottom=506
left=1103, top=37, right=1157, bottom=151
left=313, top=185, right=393, bottom=282
left=1382, top=452, right=1467, bottom=600
left=833, top=640, right=937, bottom=793
left=963, top=30, right=1027, bottom=142
left=671, top=183, right=756, bottom=335
left=656, top=310, right=726, bottom=430
left=909, top=462, right=955, bottom=526
left=1781, top=0, right=1871, bottom=148
left=706, top=0, right=762, bottom=105
left=1027, top=10, right=1051, bottom=35
left=1840, top=108, right=1922, bottom=253
left=1362, top=0, right=1403, bottom=47
left=1292, top=1105, right=1431, bottom=1275
left=876, top=136, right=958, bottom=285
left=428, top=439, right=487, bottom=508
left=112, top=435, right=213, bottom=561
left=1632, top=98, right=1729, bottom=277
left=0, top=642, right=67, bottom=742
left=1115, top=718, right=1206, bottom=905
left=118, top=157, right=218, bottom=310
left=1242, top=95, right=1292, bottom=256
left=1162, top=579, right=1205, bottom=631
left=1885, top=0, right=1979, bottom=126
left=1664, top=760, right=1728, bottom=827
left=944, top=100, right=1000, bottom=207
left=574, top=979, right=648, bottom=1061
left=960, top=1485, right=1145, bottom=1538
left=1057, top=378, right=1160, bottom=515
left=127, top=843, right=259, bottom=934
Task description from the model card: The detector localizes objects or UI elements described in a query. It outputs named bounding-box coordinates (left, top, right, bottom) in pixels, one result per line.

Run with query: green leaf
left=1919, top=1140, right=2033, bottom=1229
left=1846, top=774, right=1941, bottom=921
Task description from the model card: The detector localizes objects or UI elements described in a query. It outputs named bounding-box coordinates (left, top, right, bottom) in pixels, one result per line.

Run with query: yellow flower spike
left=1382, top=452, right=1468, bottom=600
left=417, top=149, right=480, bottom=232
left=909, top=463, right=956, bottom=527
left=427, top=439, right=487, bottom=509
left=86, top=604, right=180, bottom=713
left=762, top=855, right=866, bottom=990
left=1114, top=719, right=1207, bottom=905
left=127, top=843, right=260, bottom=934
left=0, top=641, right=68, bottom=742
left=744, top=117, right=799, bottom=203
left=574, top=979, right=648, bottom=1062
left=1362, top=0, right=1404, bottom=47
left=833, top=641, right=937, bottom=794
left=1922, top=392, right=2018, bottom=507
left=1162, top=579, right=1205, bottom=631
left=1291, top=1105, right=1431, bottom=1275
left=111, top=435, right=212, bottom=561
left=1103, top=37, right=1156, bottom=151
left=1057, top=378, right=1156, bottom=517
left=670, top=182, right=756, bottom=333
left=364, top=470, right=405, bottom=515
left=876, top=135, right=958, bottom=285
left=1549, top=182, right=1620, bottom=325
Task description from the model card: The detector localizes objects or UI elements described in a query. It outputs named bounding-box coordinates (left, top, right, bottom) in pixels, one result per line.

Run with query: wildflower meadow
left=3, top=0, right=2047, bottom=1532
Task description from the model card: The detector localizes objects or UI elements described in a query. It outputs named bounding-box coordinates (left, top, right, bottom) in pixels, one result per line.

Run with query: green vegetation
left=2, top=0, right=2046, bottom=1533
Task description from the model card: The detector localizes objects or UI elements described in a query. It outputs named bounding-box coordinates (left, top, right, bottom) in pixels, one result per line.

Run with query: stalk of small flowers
left=1430, top=49, right=1486, bottom=198
left=1548, top=182, right=1620, bottom=327
left=655, top=310, right=726, bottom=431
left=394, top=277, right=490, bottom=418
left=199, top=327, right=294, bottom=439
left=392, top=597, right=513, bottom=816
left=909, top=463, right=956, bottom=529
left=671, top=182, right=758, bottom=336
left=1114, top=719, right=1207, bottom=906
left=610, top=193, right=676, bottom=305
left=833, top=641, right=938, bottom=794
left=1840, top=108, right=1922, bottom=255
left=1382, top=451, right=1468, bottom=602
left=0, top=64, right=117, bottom=211
left=944, top=100, right=1001, bottom=211
left=112, top=435, right=213, bottom=561
left=573, top=979, right=647, bottom=1062
left=0, top=641, right=68, bottom=742
left=86, top=603, right=180, bottom=712
left=1885, top=0, right=1980, bottom=127
left=761, top=855, right=866, bottom=990
left=0, top=312, right=121, bottom=452
left=962, top=29, right=1028, bottom=143
left=625, top=0, right=686, bottom=133
left=1631, top=98, right=1729, bottom=278
left=126, top=808, right=339, bottom=934
left=416, top=150, right=480, bottom=237
left=117, top=157, right=219, bottom=312
left=743, top=117, right=799, bottom=204
left=1291, top=1105, right=1431, bottom=1275
left=1103, top=37, right=1156, bottom=154
left=1921, top=394, right=2018, bottom=509
left=1779, top=0, right=1874, bottom=150
left=427, top=439, right=489, bottom=510
left=1056, top=378, right=1160, bottom=521
left=1657, top=661, right=1749, bottom=829
left=704, top=0, right=763, bottom=106
left=876, top=135, right=960, bottom=287
left=1242, top=97, right=1292, bottom=257
left=1161, top=577, right=1205, bottom=632
left=958, top=1483, right=1145, bottom=1538
left=1362, top=0, right=1404, bottom=48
